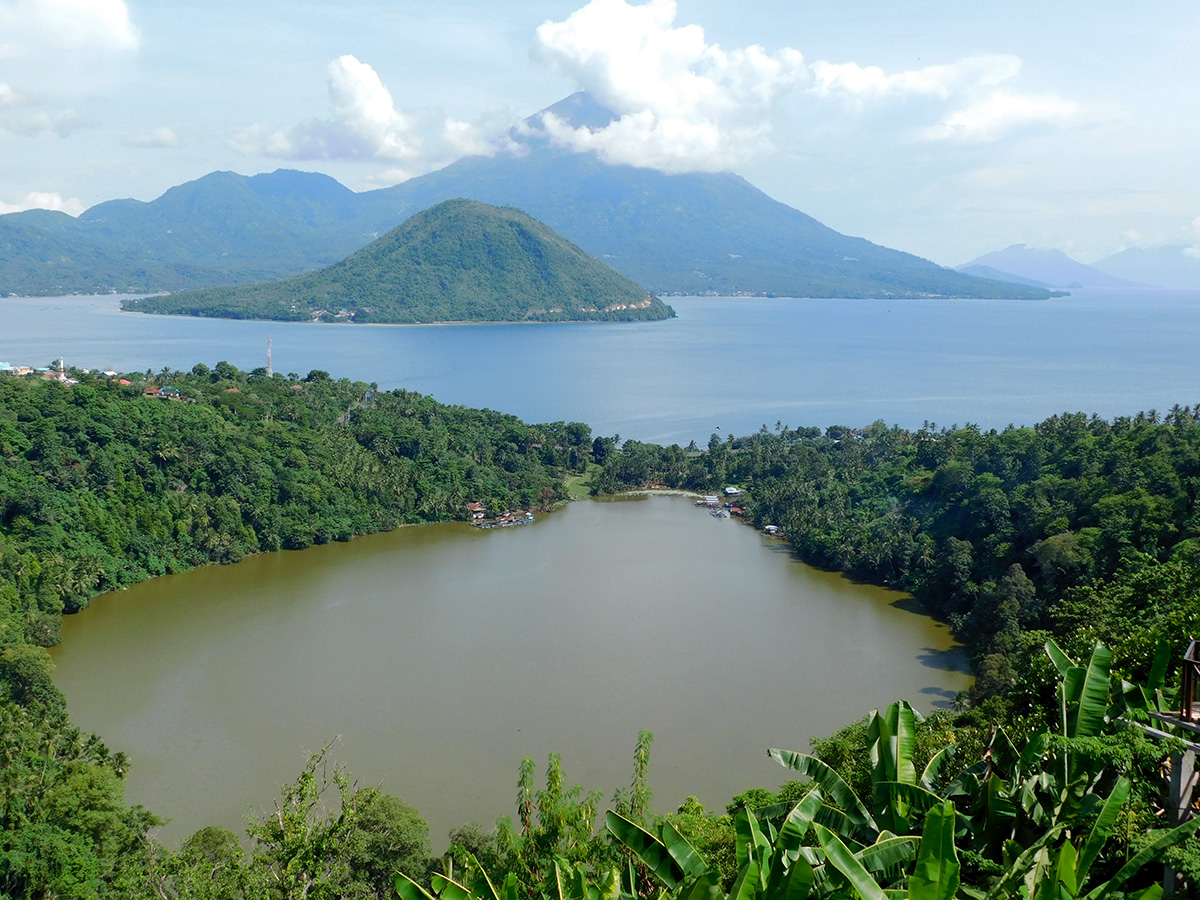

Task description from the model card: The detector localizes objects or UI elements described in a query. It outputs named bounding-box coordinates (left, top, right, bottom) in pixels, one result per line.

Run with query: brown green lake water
left=51, top=495, right=970, bottom=846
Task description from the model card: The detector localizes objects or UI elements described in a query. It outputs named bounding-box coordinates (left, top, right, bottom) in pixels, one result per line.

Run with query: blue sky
left=1, top=0, right=1198, bottom=266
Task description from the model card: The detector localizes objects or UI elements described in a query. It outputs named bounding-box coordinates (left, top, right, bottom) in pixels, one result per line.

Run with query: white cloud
left=528, top=0, right=1086, bottom=171
left=531, top=0, right=808, bottom=171
left=923, top=90, right=1080, bottom=142
left=0, top=189, right=83, bottom=215
left=231, top=55, right=516, bottom=178
left=0, top=0, right=138, bottom=57
left=1, top=107, right=80, bottom=136
left=1186, top=216, right=1200, bottom=259
left=812, top=55, right=1021, bottom=100
left=125, top=126, right=181, bottom=149
left=0, top=82, right=19, bottom=105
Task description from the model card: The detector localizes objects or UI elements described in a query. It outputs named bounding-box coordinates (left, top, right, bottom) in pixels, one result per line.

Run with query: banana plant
left=1118, top=638, right=1176, bottom=717
left=768, top=700, right=951, bottom=842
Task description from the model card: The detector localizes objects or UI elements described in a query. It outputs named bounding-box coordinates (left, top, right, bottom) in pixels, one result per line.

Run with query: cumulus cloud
left=1, top=107, right=80, bottom=136
left=0, top=0, right=138, bottom=57
left=532, top=0, right=807, bottom=171
left=811, top=55, right=1020, bottom=100
left=528, top=0, right=1084, bottom=171
left=0, top=82, right=19, bottom=105
left=125, top=126, right=180, bottom=149
left=232, top=55, right=516, bottom=178
left=922, top=90, right=1080, bottom=142
left=0, top=189, right=83, bottom=215
left=1186, top=216, right=1200, bottom=259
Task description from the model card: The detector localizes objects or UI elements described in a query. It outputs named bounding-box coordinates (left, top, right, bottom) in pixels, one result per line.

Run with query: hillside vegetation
left=123, top=200, right=673, bottom=323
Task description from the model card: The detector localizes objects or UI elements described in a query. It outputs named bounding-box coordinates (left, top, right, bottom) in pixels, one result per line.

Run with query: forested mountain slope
left=122, top=200, right=673, bottom=323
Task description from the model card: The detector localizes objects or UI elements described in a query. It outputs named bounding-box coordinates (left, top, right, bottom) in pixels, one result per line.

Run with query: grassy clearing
left=564, top=463, right=601, bottom=500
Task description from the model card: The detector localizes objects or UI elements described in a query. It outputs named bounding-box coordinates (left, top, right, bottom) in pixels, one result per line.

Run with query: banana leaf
left=674, top=871, right=723, bottom=900
left=432, top=873, right=477, bottom=900
left=735, top=808, right=772, bottom=872
left=662, top=820, right=709, bottom=879
left=769, top=748, right=878, bottom=836
left=1075, top=777, right=1129, bottom=887
left=1070, top=642, right=1112, bottom=739
left=1046, top=640, right=1074, bottom=678
left=983, top=826, right=1067, bottom=900
left=908, top=801, right=960, bottom=900
left=730, top=860, right=761, bottom=900
left=764, top=852, right=814, bottom=900
left=607, top=810, right=684, bottom=888
left=921, top=746, right=956, bottom=790
left=813, top=823, right=888, bottom=900
left=1082, top=815, right=1200, bottom=900
left=859, top=836, right=920, bottom=874
left=397, top=873, right=439, bottom=900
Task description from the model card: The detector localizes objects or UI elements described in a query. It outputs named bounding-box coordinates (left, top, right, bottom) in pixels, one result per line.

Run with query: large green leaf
left=1147, top=638, right=1171, bottom=692
left=981, top=774, right=1017, bottom=853
left=773, top=796, right=819, bottom=867
left=769, top=748, right=878, bottom=835
left=397, top=873, right=439, bottom=900
left=1082, top=815, right=1200, bottom=900
left=1075, top=777, right=1130, bottom=887
left=1071, top=642, right=1112, bottom=739
left=1045, top=640, right=1075, bottom=678
left=870, top=702, right=919, bottom=833
left=607, top=810, right=683, bottom=888
left=590, top=869, right=623, bottom=900
left=674, top=871, right=723, bottom=900
left=858, top=837, right=920, bottom=874
left=908, top=801, right=960, bottom=900
left=884, top=782, right=946, bottom=817
left=431, top=873, right=477, bottom=900
left=735, top=808, right=772, bottom=873
left=730, top=860, right=761, bottom=900
left=983, top=826, right=1066, bottom=900
left=892, top=701, right=920, bottom=787
left=555, top=861, right=589, bottom=900
left=1054, top=842, right=1078, bottom=900
left=764, top=852, right=814, bottom=900
left=662, top=820, right=709, bottom=880
left=921, top=746, right=955, bottom=790
left=813, top=823, right=888, bottom=900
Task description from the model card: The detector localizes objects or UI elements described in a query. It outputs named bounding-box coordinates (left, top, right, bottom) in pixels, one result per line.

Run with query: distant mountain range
left=958, top=242, right=1200, bottom=291
left=1091, top=245, right=1200, bottom=290
left=956, top=244, right=1144, bottom=289
left=123, top=199, right=674, bottom=324
left=0, top=93, right=1051, bottom=300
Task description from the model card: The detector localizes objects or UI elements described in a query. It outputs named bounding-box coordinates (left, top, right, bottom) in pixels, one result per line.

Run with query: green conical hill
left=126, top=199, right=674, bottom=323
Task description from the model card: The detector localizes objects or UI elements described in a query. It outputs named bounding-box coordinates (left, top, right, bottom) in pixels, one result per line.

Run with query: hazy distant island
left=121, top=199, right=674, bottom=324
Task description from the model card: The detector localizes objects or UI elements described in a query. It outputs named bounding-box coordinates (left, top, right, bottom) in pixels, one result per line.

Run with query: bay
left=3, top=288, right=1199, bottom=445
left=51, top=495, right=969, bottom=845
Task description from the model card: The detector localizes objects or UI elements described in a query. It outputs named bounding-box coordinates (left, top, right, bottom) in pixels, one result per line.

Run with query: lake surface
left=4, top=288, right=1199, bottom=445
left=51, top=495, right=969, bottom=845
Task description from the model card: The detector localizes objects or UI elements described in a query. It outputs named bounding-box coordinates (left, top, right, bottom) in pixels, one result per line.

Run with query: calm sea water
left=4, top=288, right=1199, bottom=444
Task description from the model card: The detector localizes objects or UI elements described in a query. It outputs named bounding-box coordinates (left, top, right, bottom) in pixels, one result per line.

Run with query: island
left=121, top=199, right=675, bottom=324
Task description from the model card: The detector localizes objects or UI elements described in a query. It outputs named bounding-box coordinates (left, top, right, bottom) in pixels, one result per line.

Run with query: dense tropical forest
left=4, top=367, right=1200, bottom=897
left=122, top=200, right=675, bottom=324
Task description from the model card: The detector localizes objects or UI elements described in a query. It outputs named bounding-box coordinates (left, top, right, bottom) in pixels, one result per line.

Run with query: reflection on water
left=53, top=496, right=969, bottom=846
